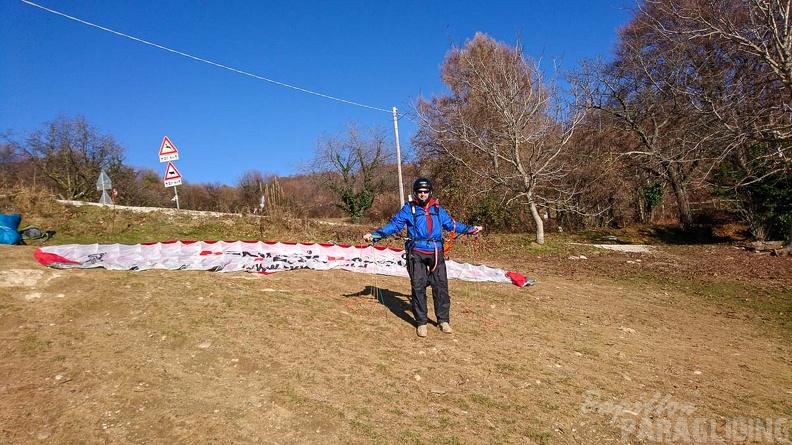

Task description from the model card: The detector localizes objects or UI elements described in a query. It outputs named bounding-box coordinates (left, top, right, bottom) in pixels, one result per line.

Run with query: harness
left=409, top=201, right=458, bottom=259
left=408, top=201, right=445, bottom=272
left=408, top=201, right=442, bottom=246
left=443, top=223, right=458, bottom=259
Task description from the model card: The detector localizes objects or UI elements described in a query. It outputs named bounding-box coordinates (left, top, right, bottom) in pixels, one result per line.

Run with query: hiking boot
left=439, top=322, right=453, bottom=334
left=416, top=324, right=428, bottom=338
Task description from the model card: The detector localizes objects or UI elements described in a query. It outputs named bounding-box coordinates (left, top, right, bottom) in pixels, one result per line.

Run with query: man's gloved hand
left=363, top=233, right=374, bottom=242
left=471, top=226, right=484, bottom=234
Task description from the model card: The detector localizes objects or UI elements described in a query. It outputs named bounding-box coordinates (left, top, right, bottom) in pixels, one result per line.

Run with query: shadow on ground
left=638, top=224, right=747, bottom=245
left=343, top=286, right=415, bottom=326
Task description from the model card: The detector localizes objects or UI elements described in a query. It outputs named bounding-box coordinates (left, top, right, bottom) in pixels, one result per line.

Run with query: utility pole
left=392, top=107, right=405, bottom=204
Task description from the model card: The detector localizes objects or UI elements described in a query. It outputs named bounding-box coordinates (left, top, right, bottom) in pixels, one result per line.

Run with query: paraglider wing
left=35, top=241, right=533, bottom=287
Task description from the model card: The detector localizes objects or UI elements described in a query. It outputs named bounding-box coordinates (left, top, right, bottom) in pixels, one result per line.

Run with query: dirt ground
left=0, top=240, right=790, bottom=444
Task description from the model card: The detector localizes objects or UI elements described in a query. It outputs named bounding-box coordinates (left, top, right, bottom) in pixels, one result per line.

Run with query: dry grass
left=0, top=191, right=790, bottom=444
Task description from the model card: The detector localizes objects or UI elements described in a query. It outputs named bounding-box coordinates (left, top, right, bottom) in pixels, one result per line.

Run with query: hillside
left=1, top=200, right=790, bottom=444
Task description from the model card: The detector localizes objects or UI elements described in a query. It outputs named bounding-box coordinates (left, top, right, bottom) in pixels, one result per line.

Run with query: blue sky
left=1, top=0, right=631, bottom=186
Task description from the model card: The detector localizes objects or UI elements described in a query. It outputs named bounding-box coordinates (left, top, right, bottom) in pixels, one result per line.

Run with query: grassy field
left=1, top=193, right=790, bottom=444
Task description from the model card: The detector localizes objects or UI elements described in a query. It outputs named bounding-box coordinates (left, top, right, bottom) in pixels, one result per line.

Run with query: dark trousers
left=407, top=250, right=450, bottom=325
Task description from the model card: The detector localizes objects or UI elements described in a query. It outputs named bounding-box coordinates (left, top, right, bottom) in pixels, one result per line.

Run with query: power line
left=20, top=0, right=393, bottom=114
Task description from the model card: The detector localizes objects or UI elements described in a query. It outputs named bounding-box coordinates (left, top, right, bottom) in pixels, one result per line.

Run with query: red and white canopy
left=35, top=240, right=533, bottom=287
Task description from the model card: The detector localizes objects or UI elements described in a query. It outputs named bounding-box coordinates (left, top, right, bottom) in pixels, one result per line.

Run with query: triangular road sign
left=159, top=136, right=180, bottom=162
left=96, top=170, right=112, bottom=191
left=163, top=161, right=183, bottom=187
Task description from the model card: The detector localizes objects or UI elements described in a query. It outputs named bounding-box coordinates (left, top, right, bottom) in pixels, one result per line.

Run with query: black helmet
left=412, top=177, right=433, bottom=192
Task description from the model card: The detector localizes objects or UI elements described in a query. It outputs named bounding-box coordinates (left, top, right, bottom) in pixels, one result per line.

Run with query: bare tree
left=634, top=0, right=792, bottom=151
left=0, top=136, right=32, bottom=187
left=576, top=61, right=719, bottom=229
left=5, top=114, right=126, bottom=200
left=571, top=0, right=764, bottom=231
left=414, top=32, right=583, bottom=243
left=111, top=166, right=173, bottom=208
left=236, top=169, right=273, bottom=214
left=560, top=111, right=645, bottom=229
left=305, top=123, right=393, bottom=223
left=277, top=173, right=338, bottom=218
left=634, top=0, right=792, bottom=241
left=179, top=183, right=215, bottom=212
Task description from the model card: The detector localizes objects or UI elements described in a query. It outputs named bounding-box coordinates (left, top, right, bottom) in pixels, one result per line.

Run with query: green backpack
left=18, top=225, right=56, bottom=243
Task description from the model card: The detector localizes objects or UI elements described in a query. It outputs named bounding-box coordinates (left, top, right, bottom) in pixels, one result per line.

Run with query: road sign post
left=163, top=161, right=183, bottom=209
left=158, top=136, right=180, bottom=162
left=159, top=137, right=182, bottom=209
left=96, top=170, right=113, bottom=205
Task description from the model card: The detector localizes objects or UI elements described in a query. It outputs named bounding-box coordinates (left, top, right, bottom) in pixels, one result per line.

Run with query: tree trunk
left=666, top=166, right=694, bottom=229
left=675, top=186, right=694, bottom=229
left=637, top=190, right=647, bottom=224
left=787, top=224, right=792, bottom=248
left=530, top=200, right=545, bottom=244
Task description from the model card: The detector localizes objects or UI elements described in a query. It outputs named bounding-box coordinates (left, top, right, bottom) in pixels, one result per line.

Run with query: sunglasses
left=416, top=190, right=430, bottom=195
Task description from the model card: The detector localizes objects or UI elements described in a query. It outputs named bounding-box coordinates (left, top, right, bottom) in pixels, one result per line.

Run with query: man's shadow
left=343, top=286, right=417, bottom=326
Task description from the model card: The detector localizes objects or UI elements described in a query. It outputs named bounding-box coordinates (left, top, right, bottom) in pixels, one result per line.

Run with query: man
left=363, top=177, right=483, bottom=337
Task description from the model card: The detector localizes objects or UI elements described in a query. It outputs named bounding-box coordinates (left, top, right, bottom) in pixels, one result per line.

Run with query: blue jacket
left=373, top=198, right=476, bottom=253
